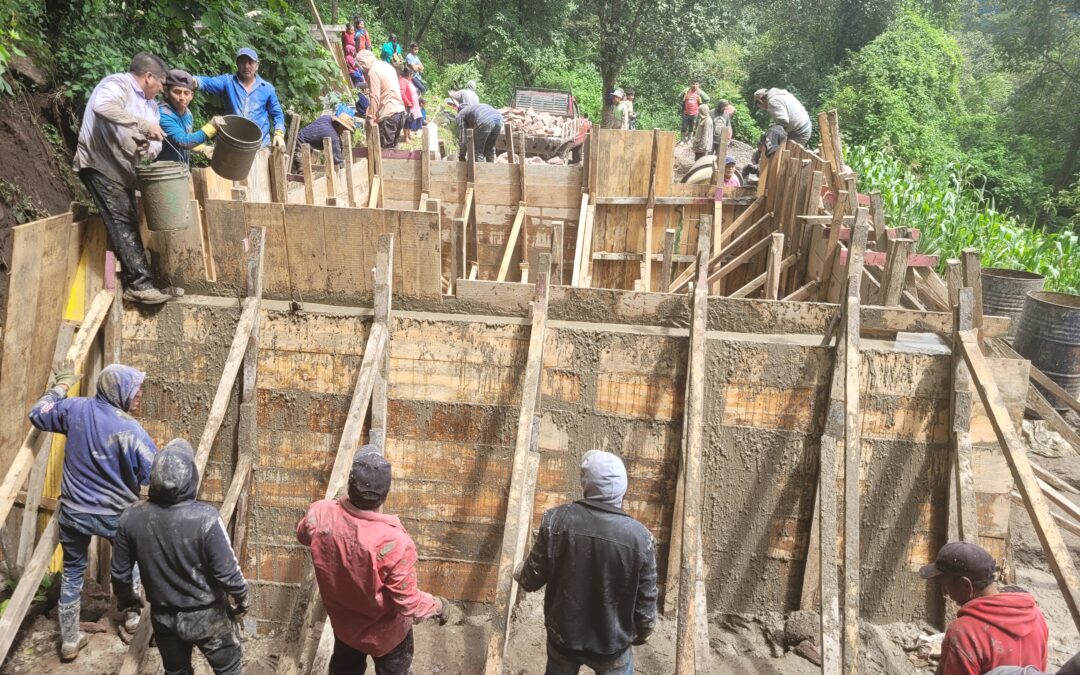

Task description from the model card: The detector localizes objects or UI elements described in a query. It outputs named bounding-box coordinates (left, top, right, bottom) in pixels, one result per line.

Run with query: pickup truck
left=495, top=87, right=592, bottom=163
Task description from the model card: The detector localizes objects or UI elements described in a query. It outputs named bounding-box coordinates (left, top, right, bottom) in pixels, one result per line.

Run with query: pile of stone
left=499, top=107, right=570, bottom=138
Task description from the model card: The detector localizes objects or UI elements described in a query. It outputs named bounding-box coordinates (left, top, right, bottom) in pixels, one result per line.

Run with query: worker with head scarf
left=28, top=363, right=158, bottom=661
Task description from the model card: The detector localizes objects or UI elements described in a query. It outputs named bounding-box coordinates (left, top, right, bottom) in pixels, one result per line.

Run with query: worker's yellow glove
left=52, top=361, right=80, bottom=391
left=194, top=144, right=214, bottom=159
left=271, top=131, right=285, bottom=149
left=199, top=123, right=217, bottom=138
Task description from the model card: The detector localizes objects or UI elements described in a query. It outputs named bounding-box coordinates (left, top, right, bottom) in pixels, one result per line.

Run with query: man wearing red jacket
left=297, top=448, right=450, bottom=674
left=921, top=541, right=1049, bottom=675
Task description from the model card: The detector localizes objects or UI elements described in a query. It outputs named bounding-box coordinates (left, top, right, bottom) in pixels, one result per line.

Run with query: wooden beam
left=366, top=175, right=381, bottom=209
left=1012, top=492, right=1080, bottom=538
left=668, top=199, right=764, bottom=292
left=1027, top=384, right=1080, bottom=456
left=987, top=338, right=1080, bottom=418
left=581, top=204, right=596, bottom=287
left=497, top=203, right=528, bottom=282
left=484, top=255, right=551, bottom=675
left=641, top=129, right=660, bottom=292
left=661, top=229, right=677, bottom=290
left=958, top=330, right=1080, bottom=633
left=421, top=125, right=432, bottom=202
left=819, top=191, right=847, bottom=293
left=962, top=248, right=984, bottom=346
left=950, top=288, right=979, bottom=545
left=674, top=215, right=713, bottom=675
left=342, top=131, right=356, bottom=207
left=504, top=122, right=515, bottom=164
left=367, top=121, right=383, bottom=208
left=0, top=517, right=59, bottom=664
left=0, top=290, right=113, bottom=530
left=571, top=193, right=589, bottom=286
left=784, top=279, right=819, bottom=302
left=193, top=297, right=259, bottom=486
left=878, top=238, right=913, bottom=306
left=729, top=256, right=796, bottom=299
left=518, top=131, right=527, bottom=203
left=369, top=234, right=394, bottom=451
left=270, top=144, right=289, bottom=203
left=461, top=187, right=474, bottom=281
left=285, top=114, right=301, bottom=174
left=301, top=144, right=315, bottom=205
left=765, top=233, right=784, bottom=300
left=1032, top=462, right=1079, bottom=496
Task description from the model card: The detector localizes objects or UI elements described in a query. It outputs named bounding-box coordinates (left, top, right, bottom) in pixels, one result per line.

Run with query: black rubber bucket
left=137, top=161, right=191, bottom=231
left=211, top=115, right=263, bottom=180
left=981, top=268, right=1045, bottom=339
left=1013, top=291, right=1080, bottom=409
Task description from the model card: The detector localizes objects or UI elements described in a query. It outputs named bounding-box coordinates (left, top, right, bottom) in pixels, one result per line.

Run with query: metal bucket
left=137, top=161, right=191, bottom=231
left=981, top=268, right=1045, bottom=339
left=1013, top=291, right=1080, bottom=409
left=211, top=115, right=263, bottom=180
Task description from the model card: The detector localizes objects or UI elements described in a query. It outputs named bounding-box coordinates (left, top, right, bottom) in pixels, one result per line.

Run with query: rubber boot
left=124, top=609, right=141, bottom=633
left=58, top=600, right=88, bottom=662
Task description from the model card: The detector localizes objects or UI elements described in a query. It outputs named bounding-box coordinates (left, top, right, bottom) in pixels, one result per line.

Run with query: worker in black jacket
left=515, top=449, right=657, bottom=675
left=112, top=439, right=249, bottom=675
left=453, top=101, right=504, bottom=162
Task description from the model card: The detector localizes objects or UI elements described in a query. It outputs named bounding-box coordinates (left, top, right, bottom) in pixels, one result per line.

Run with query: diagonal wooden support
left=277, top=243, right=394, bottom=675
left=0, top=289, right=113, bottom=530
left=958, top=329, right=1080, bottom=634
left=668, top=200, right=764, bottom=293
left=571, top=193, right=590, bottom=287
left=484, top=254, right=551, bottom=675
left=674, top=215, right=713, bottom=675
left=0, top=516, right=59, bottom=665
left=497, top=202, right=528, bottom=282
left=641, top=129, right=660, bottom=292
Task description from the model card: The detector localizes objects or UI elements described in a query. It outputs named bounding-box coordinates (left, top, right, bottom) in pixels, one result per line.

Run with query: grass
left=848, top=145, right=1080, bottom=294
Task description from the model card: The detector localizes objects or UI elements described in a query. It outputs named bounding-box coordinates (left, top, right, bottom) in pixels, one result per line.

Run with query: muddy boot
left=58, top=601, right=88, bottom=662
left=124, top=609, right=141, bottom=633
left=122, top=286, right=176, bottom=305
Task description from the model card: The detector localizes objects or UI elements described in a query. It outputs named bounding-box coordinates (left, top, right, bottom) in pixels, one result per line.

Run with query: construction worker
left=74, top=52, right=180, bottom=305
left=753, top=87, right=811, bottom=146
left=921, top=541, right=1049, bottom=675
left=295, top=111, right=356, bottom=171
left=986, top=654, right=1080, bottom=675
left=111, top=439, right=248, bottom=675
left=194, top=48, right=286, bottom=149
left=691, top=104, right=713, bottom=160
left=297, top=449, right=450, bottom=675
left=711, top=99, right=735, bottom=155
left=679, top=80, right=709, bottom=142
left=27, top=363, right=158, bottom=661
left=624, top=87, right=638, bottom=130
left=355, top=49, right=407, bottom=149
left=453, top=101, right=503, bottom=162
left=515, top=450, right=657, bottom=675
left=157, top=69, right=224, bottom=164
left=611, top=89, right=629, bottom=130
left=448, top=80, right=479, bottom=107
left=722, top=156, right=742, bottom=187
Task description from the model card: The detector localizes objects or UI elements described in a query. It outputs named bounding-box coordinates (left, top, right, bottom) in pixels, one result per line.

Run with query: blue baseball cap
left=725, top=156, right=737, bottom=165
left=236, top=47, right=259, bottom=62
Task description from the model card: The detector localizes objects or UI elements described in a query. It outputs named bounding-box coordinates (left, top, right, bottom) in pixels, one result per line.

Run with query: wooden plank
left=0, top=517, right=59, bottom=664
left=668, top=199, right=764, bottom=293
left=571, top=193, right=590, bottom=286
left=765, top=233, right=784, bottom=300
left=282, top=204, right=328, bottom=295
left=1027, top=384, right=1080, bottom=456
left=323, top=138, right=339, bottom=205
left=342, top=131, right=356, bottom=207
left=497, top=203, right=527, bottom=282
left=706, top=232, right=772, bottom=287
left=483, top=255, right=551, bottom=674
left=675, top=215, right=712, bottom=675
left=301, top=143, right=315, bottom=205
left=962, top=248, right=984, bottom=346
left=1032, top=364, right=1080, bottom=417
left=958, top=330, right=1080, bottom=633
left=819, top=193, right=847, bottom=293
left=878, top=238, right=913, bottom=307
left=661, top=229, right=677, bottom=290
left=369, top=234, right=394, bottom=451
left=729, top=256, right=796, bottom=299
left=950, top=289, right=979, bottom=544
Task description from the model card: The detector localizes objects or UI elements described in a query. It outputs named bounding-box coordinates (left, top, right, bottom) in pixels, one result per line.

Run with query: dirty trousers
left=378, top=112, right=406, bottom=149
left=329, top=629, right=413, bottom=675
left=471, top=120, right=502, bottom=163
left=57, top=503, right=138, bottom=605
left=545, top=641, right=634, bottom=675
left=151, top=604, right=242, bottom=675
left=78, top=168, right=153, bottom=291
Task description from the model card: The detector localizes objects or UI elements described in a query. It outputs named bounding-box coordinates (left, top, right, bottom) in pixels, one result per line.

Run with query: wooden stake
left=958, top=331, right=1080, bottom=633
left=571, top=193, right=589, bottom=286
left=0, top=518, right=59, bottom=664
left=661, top=229, right=677, bottom=290
left=369, top=235, right=394, bottom=451
left=484, top=255, right=551, bottom=675
left=674, top=215, right=712, bottom=675
left=301, top=144, right=315, bottom=205
left=498, top=203, right=528, bottom=282
left=961, top=248, right=984, bottom=346
left=322, top=137, right=339, bottom=205
left=642, top=129, right=660, bottom=292
left=950, top=288, right=979, bottom=543
left=343, top=130, right=356, bottom=207
left=878, top=237, right=913, bottom=306
left=765, top=232, right=784, bottom=300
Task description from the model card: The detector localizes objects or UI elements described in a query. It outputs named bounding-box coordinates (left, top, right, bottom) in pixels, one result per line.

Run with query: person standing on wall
left=452, top=100, right=504, bottom=162
left=679, top=80, right=708, bottom=142
left=515, top=450, right=658, bottom=675
left=193, top=48, right=286, bottom=149
left=28, top=364, right=158, bottom=660
left=753, top=87, right=812, bottom=146
left=355, top=49, right=407, bottom=149
left=111, top=439, right=249, bottom=675
left=74, top=52, right=181, bottom=305
left=157, top=69, right=224, bottom=165
left=692, top=104, right=714, bottom=160
left=297, top=449, right=451, bottom=675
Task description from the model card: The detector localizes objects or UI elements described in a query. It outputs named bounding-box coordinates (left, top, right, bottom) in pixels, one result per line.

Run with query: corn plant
left=848, top=145, right=1080, bottom=294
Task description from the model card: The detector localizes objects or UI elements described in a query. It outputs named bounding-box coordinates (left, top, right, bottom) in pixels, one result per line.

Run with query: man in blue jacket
left=157, top=69, right=224, bottom=164
left=194, top=48, right=285, bottom=148
left=28, top=363, right=158, bottom=661
left=112, top=439, right=249, bottom=675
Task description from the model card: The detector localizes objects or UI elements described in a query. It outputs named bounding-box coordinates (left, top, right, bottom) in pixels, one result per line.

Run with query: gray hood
left=149, top=438, right=198, bottom=505
left=580, top=450, right=627, bottom=507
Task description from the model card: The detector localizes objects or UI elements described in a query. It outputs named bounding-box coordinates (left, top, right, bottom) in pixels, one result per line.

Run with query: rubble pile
left=499, top=107, right=569, bottom=138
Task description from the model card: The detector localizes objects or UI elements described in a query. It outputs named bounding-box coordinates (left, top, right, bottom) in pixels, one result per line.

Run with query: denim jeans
left=57, top=503, right=138, bottom=604
left=329, top=629, right=413, bottom=675
left=681, top=113, right=697, bottom=140
left=545, top=641, right=634, bottom=675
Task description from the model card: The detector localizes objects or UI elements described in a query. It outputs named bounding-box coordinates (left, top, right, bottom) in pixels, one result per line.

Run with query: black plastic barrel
left=1013, top=291, right=1080, bottom=409
left=981, top=268, right=1045, bottom=339
left=211, top=115, right=263, bottom=180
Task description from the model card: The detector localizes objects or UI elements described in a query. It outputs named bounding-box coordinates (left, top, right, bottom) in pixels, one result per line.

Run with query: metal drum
left=1013, top=291, right=1080, bottom=409
left=981, top=268, right=1044, bottom=339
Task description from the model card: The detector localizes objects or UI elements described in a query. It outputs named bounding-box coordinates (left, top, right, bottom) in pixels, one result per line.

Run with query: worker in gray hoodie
left=515, top=450, right=657, bottom=675
left=754, top=88, right=812, bottom=146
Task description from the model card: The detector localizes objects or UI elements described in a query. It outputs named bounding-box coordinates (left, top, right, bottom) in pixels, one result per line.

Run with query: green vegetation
left=0, top=0, right=1076, bottom=284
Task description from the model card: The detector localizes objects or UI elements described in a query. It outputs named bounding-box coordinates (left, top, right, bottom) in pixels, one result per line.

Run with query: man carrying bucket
left=74, top=52, right=181, bottom=305
left=193, top=48, right=286, bottom=149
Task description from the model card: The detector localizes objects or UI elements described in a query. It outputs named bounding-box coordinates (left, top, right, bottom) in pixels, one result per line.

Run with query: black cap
left=348, top=447, right=392, bottom=509
left=919, top=541, right=995, bottom=583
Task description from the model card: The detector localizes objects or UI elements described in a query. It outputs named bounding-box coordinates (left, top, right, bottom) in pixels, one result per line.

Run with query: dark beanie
left=165, top=69, right=195, bottom=90
left=348, top=447, right=392, bottom=509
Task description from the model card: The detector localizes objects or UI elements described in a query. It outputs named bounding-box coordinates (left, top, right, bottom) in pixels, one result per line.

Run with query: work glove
left=231, top=593, right=250, bottom=617
left=272, top=131, right=286, bottom=149
left=52, top=361, right=80, bottom=391
left=200, top=116, right=226, bottom=138
left=631, top=627, right=652, bottom=646
left=194, top=144, right=214, bottom=159
left=434, top=596, right=451, bottom=626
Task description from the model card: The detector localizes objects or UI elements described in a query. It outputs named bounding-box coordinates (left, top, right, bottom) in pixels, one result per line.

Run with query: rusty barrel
left=1013, top=291, right=1080, bottom=409
left=981, top=268, right=1045, bottom=339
